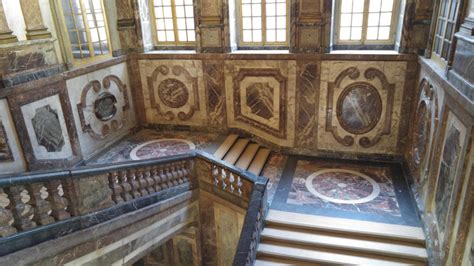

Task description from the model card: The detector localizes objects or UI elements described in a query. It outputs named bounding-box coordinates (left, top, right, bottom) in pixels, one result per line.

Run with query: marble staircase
left=213, top=134, right=271, bottom=176
left=255, top=210, right=428, bottom=265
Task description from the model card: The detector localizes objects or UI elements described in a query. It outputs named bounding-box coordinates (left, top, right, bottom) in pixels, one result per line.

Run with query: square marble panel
left=0, top=99, right=26, bottom=175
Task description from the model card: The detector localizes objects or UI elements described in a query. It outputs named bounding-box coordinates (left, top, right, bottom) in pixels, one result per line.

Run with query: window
left=432, top=0, right=460, bottom=65
left=150, top=0, right=196, bottom=46
left=60, top=0, right=110, bottom=60
left=335, top=0, right=399, bottom=46
left=238, top=0, right=289, bottom=47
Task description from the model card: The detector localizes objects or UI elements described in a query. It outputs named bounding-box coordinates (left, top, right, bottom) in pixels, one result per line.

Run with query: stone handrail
left=0, top=150, right=268, bottom=261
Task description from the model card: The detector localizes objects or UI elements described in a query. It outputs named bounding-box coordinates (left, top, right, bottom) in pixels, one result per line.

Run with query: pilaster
left=0, top=1, right=18, bottom=44
left=196, top=0, right=230, bottom=52
left=19, top=0, right=52, bottom=40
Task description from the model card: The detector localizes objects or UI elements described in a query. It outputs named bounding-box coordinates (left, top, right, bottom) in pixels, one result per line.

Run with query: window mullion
left=79, top=0, right=95, bottom=58
left=68, top=0, right=84, bottom=58
left=362, top=0, right=370, bottom=44
left=171, top=0, right=179, bottom=45
left=262, top=0, right=266, bottom=45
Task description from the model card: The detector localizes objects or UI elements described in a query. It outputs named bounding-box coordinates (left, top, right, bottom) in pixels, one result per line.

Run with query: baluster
left=151, top=167, right=162, bottom=192
left=128, top=169, right=141, bottom=198
left=108, top=172, right=124, bottom=204
left=165, top=165, right=174, bottom=188
left=182, top=161, right=190, bottom=183
left=212, top=165, right=219, bottom=187
left=237, top=176, right=243, bottom=196
left=144, top=168, right=156, bottom=194
left=228, top=173, right=235, bottom=193
left=0, top=188, right=17, bottom=237
left=159, top=166, right=169, bottom=190
left=136, top=169, right=148, bottom=196
left=46, top=180, right=70, bottom=220
left=27, top=183, right=54, bottom=226
left=175, top=162, right=184, bottom=184
left=119, top=171, right=133, bottom=201
left=171, top=163, right=180, bottom=186
left=5, top=186, right=36, bottom=231
left=221, top=169, right=228, bottom=190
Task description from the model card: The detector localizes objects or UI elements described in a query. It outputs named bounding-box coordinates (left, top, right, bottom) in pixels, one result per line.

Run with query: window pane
left=253, top=17, right=261, bottom=29
left=381, top=0, right=393, bottom=11
left=165, top=18, right=174, bottom=29
left=155, top=7, right=164, bottom=18
left=277, top=16, right=286, bottom=28
left=341, top=0, right=352, bottom=13
left=276, top=29, right=286, bottom=42
left=187, top=30, right=195, bottom=41
left=351, top=27, right=362, bottom=40
left=163, top=0, right=171, bottom=5
left=185, top=6, right=193, bottom=16
left=176, top=6, right=185, bottom=17
left=352, top=0, right=364, bottom=12
left=178, top=30, right=187, bottom=41
left=176, top=0, right=184, bottom=4
left=380, top=12, right=392, bottom=26
left=163, top=7, right=172, bottom=17
left=166, top=30, right=175, bottom=41
left=369, top=0, right=381, bottom=12
left=253, top=30, right=262, bottom=42
left=157, top=30, right=167, bottom=41
left=368, top=13, right=379, bottom=26
left=157, top=19, right=165, bottom=30
left=276, top=3, right=286, bottom=16
left=267, top=29, right=276, bottom=42
left=186, top=18, right=194, bottom=29
left=177, top=18, right=186, bottom=29
left=266, top=3, right=276, bottom=16
left=378, top=26, right=390, bottom=39
left=252, top=3, right=261, bottom=16
left=242, top=4, right=251, bottom=15
left=352, top=13, right=363, bottom=26
left=367, top=27, right=378, bottom=40
left=243, top=17, right=252, bottom=29
left=243, top=30, right=252, bottom=42
left=267, top=17, right=276, bottom=29
left=341, top=14, right=352, bottom=26
left=340, top=27, right=350, bottom=40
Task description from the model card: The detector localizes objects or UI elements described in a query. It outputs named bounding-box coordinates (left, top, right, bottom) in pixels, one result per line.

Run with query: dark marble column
left=0, top=1, right=18, bottom=44
left=448, top=0, right=474, bottom=101
left=289, top=0, right=331, bottom=53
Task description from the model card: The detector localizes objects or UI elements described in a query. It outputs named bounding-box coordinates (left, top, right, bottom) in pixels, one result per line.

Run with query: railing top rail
left=0, top=150, right=268, bottom=187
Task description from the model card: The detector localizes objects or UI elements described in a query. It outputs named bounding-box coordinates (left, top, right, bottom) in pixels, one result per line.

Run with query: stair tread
left=257, top=243, right=425, bottom=265
left=248, top=148, right=271, bottom=176
left=223, top=139, right=250, bottom=164
left=261, top=227, right=427, bottom=261
left=235, top=143, right=260, bottom=170
left=213, top=134, right=239, bottom=160
left=266, top=210, right=425, bottom=245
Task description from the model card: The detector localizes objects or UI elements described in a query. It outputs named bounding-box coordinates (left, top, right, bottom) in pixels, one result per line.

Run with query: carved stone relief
left=324, top=65, right=397, bottom=149
left=204, top=61, right=226, bottom=128
left=0, top=121, right=13, bottom=162
left=78, top=75, right=130, bottom=140
left=32, top=105, right=65, bottom=152
left=233, top=68, right=287, bottom=139
left=147, top=65, right=200, bottom=121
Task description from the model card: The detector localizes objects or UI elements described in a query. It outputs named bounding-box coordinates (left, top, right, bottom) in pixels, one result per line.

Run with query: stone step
left=248, top=148, right=271, bottom=176
left=223, top=139, right=250, bottom=165
left=257, top=243, right=425, bottom=266
left=213, top=134, right=239, bottom=160
left=261, top=227, right=428, bottom=262
left=235, top=143, right=260, bottom=170
left=265, top=210, right=426, bottom=245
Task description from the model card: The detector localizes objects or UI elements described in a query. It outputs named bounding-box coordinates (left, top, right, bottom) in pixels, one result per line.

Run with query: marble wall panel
left=8, top=79, right=82, bottom=170
left=0, top=99, right=26, bottom=175
left=431, top=111, right=468, bottom=254
left=67, top=62, right=137, bottom=159
left=214, top=201, right=245, bottom=266
left=225, top=60, right=297, bottom=147
left=318, top=61, right=407, bottom=155
left=203, top=60, right=227, bottom=129
left=139, top=60, right=208, bottom=127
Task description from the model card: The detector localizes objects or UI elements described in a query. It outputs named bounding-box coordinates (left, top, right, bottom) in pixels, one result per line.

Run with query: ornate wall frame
left=326, top=67, right=395, bottom=148
left=147, top=65, right=200, bottom=121
left=77, top=75, right=130, bottom=140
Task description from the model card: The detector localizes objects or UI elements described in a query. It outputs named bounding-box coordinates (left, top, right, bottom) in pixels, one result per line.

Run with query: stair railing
left=0, top=150, right=268, bottom=261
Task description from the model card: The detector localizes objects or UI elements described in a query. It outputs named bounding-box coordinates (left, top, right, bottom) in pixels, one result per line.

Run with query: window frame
left=431, top=0, right=460, bottom=68
left=56, top=0, right=113, bottom=65
left=333, top=0, right=400, bottom=47
left=237, top=0, right=290, bottom=48
left=149, top=0, right=197, bottom=48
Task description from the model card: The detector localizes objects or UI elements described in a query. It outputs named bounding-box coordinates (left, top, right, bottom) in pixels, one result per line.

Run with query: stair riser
left=265, top=221, right=426, bottom=246
left=260, top=236, right=427, bottom=263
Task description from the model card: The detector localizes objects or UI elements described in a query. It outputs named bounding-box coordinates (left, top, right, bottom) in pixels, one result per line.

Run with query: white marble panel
left=0, top=99, right=26, bottom=175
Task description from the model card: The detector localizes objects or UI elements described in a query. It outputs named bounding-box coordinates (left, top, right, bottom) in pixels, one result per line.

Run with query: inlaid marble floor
left=86, top=129, right=225, bottom=165
left=269, top=156, right=420, bottom=226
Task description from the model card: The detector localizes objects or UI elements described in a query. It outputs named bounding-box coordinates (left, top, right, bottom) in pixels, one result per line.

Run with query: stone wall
left=132, top=53, right=417, bottom=160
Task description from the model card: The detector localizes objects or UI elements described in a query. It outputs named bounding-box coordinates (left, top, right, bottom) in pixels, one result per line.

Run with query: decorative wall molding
left=295, top=62, right=319, bottom=147
left=77, top=75, right=130, bottom=140
left=233, top=68, right=288, bottom=139
left=204, top=60, right=226, bottom=128
left=0, top=121, right=13, bottom=162
left=147, top=65, right=200, bottom=121
left=326, top=67, right=396, bottom=148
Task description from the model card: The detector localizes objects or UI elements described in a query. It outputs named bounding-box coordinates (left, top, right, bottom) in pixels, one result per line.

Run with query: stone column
left=197, top=0, right=230, bottom=52
left=19, top=0, right=52, bottom=40
left=398, top=0, right=434, bottom=54
left=115, top=0, right=144, bottom=53
left=289, top=0, right=331, bottom=53
left=0, top=1, right=18, bottom=44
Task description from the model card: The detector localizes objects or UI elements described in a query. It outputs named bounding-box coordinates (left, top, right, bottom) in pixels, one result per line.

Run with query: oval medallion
left=157, top=78, right=189, bottom=108
left=337, top=82, right=382, bottom=134
left=94, top=92, right=117, bottom=121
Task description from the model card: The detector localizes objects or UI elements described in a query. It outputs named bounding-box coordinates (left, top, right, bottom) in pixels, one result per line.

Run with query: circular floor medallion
left=305, top=169, right=381, bottom=204
left=130, top=139, right=196, bottom=160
